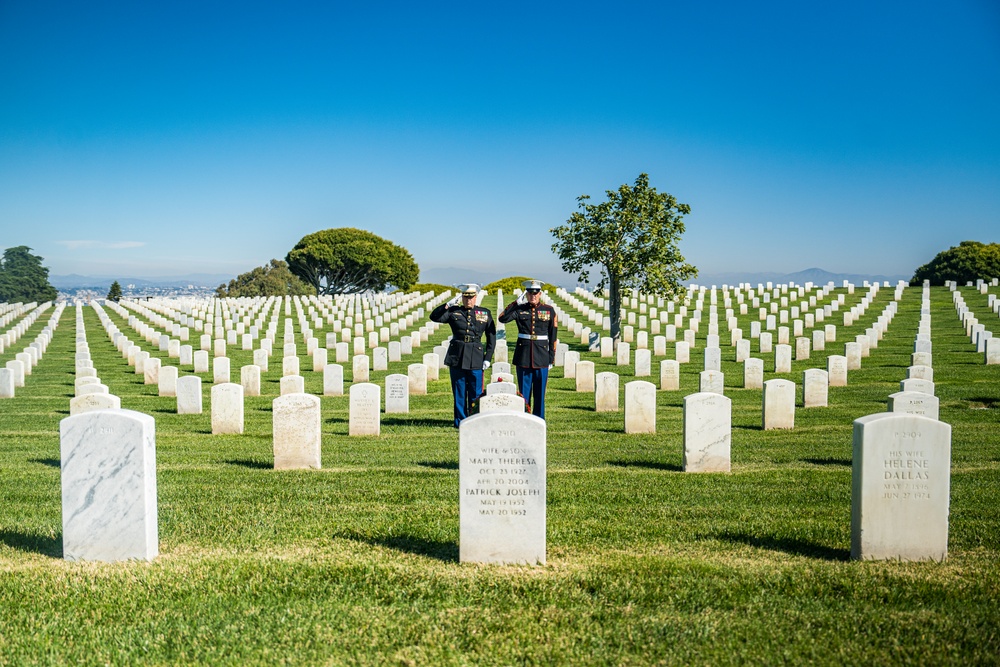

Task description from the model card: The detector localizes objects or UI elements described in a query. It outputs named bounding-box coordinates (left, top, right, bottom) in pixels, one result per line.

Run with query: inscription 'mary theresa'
left=460, top=412, right=546, bottom=565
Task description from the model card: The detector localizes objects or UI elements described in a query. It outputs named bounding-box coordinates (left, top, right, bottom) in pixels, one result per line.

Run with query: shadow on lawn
left=0, top=529, right=62, bottom=558
left=417, top=460, right=458, bottom=470
left=607, top=459, right=682, bottom=472
left=802, top=457, right=851, bottom=467
left=29, top=458, right=61, bottom=468
left=382, top=416, right=454, bottom=428
left=967, top=397, right=999, bottom=409
left=712, top=531, right=849, bottom=562
left=339, top=531, right=458, bottom=562
left=226, top=458, right=272, bottom=470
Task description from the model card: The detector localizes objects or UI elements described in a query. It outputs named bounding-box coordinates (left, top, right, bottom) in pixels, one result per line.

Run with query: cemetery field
left=1, top=285, right=999, bottom=665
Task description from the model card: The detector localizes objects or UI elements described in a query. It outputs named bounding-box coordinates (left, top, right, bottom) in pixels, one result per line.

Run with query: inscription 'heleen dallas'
left=852, top=412, right=950, bottom=562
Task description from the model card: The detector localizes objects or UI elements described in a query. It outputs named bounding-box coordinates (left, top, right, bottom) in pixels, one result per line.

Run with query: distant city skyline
left=1, top=1, right=997, bottom=283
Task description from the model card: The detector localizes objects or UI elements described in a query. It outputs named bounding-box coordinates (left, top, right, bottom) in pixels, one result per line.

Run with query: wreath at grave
left=468, top=378, right=531, bottom=415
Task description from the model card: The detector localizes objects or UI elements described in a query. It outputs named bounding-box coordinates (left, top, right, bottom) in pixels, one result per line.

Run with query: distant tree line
left=0, top=246, right=57, bottom=303
left=911, top=241, right=1000, bottom=285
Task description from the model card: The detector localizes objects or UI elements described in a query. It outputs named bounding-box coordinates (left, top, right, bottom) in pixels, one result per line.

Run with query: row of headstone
left=953, top=288, right=999, bottom=364
left=557, top=282, right=880, bottom=351
left=70, top=306, right=122, bottom=414
left=1, top=302, right=65, bottom=399
left=107, top=292, right=447, bottom=394
left=552, top=284, right=899, bottom=381
left=0, top=300, right=51, bottom=355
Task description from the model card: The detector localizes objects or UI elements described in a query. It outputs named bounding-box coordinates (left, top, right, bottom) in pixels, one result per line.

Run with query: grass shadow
left=711, top=530, right=850, bottom=562
left=802, top=457, right=851, bottom=467
left=226, top=458, right=272, bottom=470
left=382, top=416, right=455, bottom=428
left=29, top=458, right=61, bottom=468
left=338, top=531, right=458, bottom=562
left=607, top=459, right=682, bottom=472
left=416, top=460, right=458, bottom=470
left=54, top=409, right=70, bottom=415
left=0, top=529, right=63, bottom=558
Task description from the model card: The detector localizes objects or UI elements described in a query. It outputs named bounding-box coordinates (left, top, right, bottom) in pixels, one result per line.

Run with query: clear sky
left=1, top=0, right=998, bottom=283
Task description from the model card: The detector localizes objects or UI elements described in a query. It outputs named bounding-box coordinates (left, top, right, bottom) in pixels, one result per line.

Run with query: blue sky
left=1, top=0, right=998, bottom=284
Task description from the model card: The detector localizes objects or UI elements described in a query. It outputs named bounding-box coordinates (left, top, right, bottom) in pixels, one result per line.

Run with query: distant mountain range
left=50, top=273, right=234, bottom=290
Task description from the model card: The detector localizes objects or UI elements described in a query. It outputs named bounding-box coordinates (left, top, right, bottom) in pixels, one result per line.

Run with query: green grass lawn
left=1, top=286, right=998, bottom=665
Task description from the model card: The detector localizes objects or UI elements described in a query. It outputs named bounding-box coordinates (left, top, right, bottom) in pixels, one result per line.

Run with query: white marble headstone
left=624, top=380, right=656, bottom=434
left=241, top=364, right=261, bottom=397
left=176, top=375, right=203, bottom=414
left=60, top=409, right=157, bottom=562
left=211, top=383, right=244, bottom=434
left=459, top=412, right=546, bottom=564
left=683, top=392, right=731, bottom=473
left=763, top=379, right=795, bottom=430
left=349, top=382, right=381, bottom=436
left=385, top=373, right=409, bottom=414
left=851, top=412, right=950, bottom=561
left=69, top=392, right=121, bottom=415
left=660, top=359, right=680, bottom=391
left=575, top=360, right=596, bottom=392
left=273, top=393, right=322, bottom=469
left=888, top=391, right=939, bottom=421
left=479, top=393, right=525, bottom=414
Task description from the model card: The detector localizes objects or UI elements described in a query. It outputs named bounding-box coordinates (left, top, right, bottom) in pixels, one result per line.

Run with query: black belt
left=461, top=335, right=475, bottom=342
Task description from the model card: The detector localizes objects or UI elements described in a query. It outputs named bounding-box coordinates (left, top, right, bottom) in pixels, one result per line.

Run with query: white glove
left=483, top=361, right=491, bottom=370
left=516, top=292, right=527, bottom=305
left=449, top=295, right=462, bottom=307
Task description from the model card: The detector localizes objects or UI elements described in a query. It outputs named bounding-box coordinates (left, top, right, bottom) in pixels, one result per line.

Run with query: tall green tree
left=216, top=259, right=317, bottom=298
left=286, top=228, right=419, bottom=295
left=911, top=241, right=1000, bottom=285
left=551, top=173, right=697, bottom=343
left=0, top=246, right=58, bottom=303
left=106, top=280, right=123, bottom=302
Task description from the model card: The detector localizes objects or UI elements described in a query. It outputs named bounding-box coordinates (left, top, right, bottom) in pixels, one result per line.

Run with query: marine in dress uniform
left=498, top=279, right=557, bottom=419
left=429, top=283, right=497, bottom=427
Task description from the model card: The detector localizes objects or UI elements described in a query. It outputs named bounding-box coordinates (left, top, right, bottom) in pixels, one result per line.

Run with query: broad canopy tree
left=286, top=228, right=419, bottom=295
left=910, top=241, right=1000, bottom=286
left=551, top=173, right=697, bottom=343
left=0, top=246, right=58, bottom=303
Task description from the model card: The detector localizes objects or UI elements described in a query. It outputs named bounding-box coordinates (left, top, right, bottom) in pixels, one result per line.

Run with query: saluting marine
left=430, top=283, right=497, bottom=427
left=498, top=279, right=557, bottom=419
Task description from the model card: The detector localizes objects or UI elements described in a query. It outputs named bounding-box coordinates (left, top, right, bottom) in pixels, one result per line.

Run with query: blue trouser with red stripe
left=516, top=366, right=548, bottom=419
left=449, top=367, right=483, bottom=427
